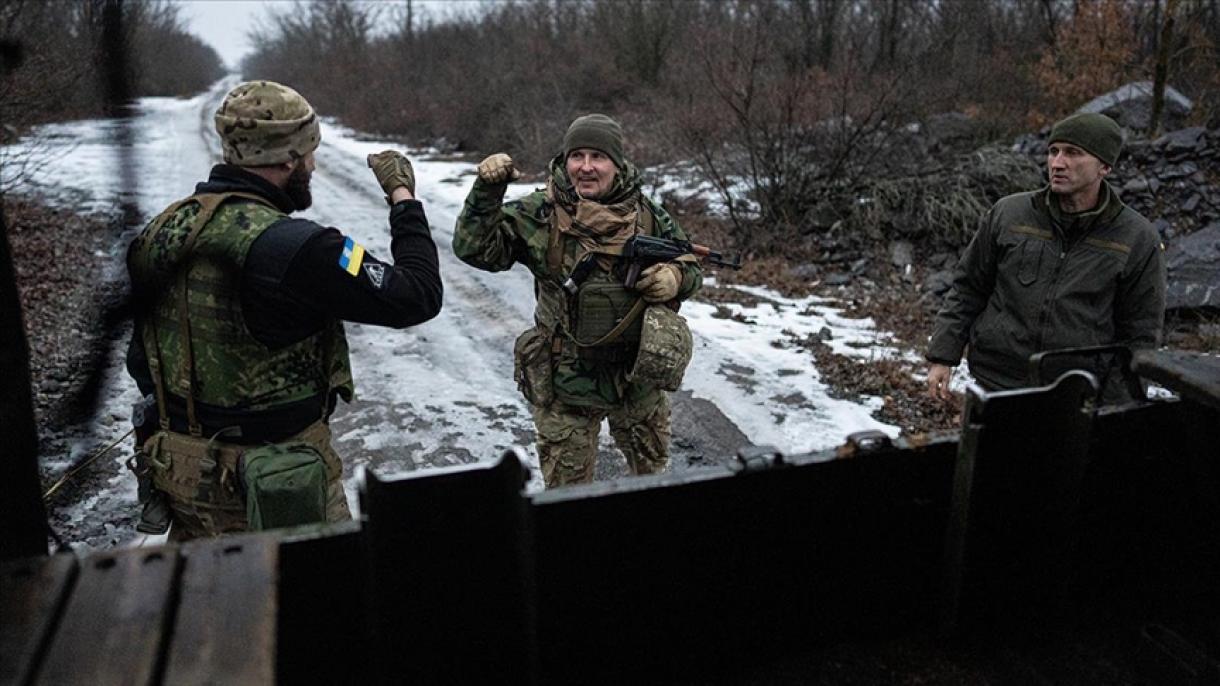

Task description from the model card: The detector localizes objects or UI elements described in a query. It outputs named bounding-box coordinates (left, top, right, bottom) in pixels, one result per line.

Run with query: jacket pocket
left=1017, top=240, right=1042, bottom=286
left=514, top=326, right=555, bottom=407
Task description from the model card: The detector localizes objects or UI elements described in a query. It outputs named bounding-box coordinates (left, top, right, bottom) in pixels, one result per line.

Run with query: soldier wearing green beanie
left=453, top=114, right=703, bottom=489
left=1048, top=112, right=1123, bottom=167
left=925, top=111, right=1165, bottom=404
left=124, top=80, right=442, bottom=540
left=563, top=114, right=626, bottom=170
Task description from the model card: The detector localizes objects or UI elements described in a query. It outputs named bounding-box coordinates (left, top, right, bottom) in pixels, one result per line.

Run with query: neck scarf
left=547, top=154, right=643, bottom=268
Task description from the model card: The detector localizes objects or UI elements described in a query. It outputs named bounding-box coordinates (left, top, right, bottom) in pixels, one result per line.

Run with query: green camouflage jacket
left=454, top=157, right=701, bottom=407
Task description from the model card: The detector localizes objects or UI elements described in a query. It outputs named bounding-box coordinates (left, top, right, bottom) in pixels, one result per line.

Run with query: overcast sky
left=172, top=1, right=284, bottom=70
left=172, top=0, right=478, bottom=71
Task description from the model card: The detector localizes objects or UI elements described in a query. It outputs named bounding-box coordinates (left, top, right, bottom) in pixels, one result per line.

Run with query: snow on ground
left=4, top=78, right=902, bottom=547
left=681, top=283, right=900, bottom=451
left=642, top=161, right=760, bottom=219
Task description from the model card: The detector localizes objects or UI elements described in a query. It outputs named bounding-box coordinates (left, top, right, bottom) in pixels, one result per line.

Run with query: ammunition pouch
left=571, top=279, right=644, bottom=361
left=514, top=326, right=555, bottom=407
left=627, top=304, right=693, bottom=392
left=147, top=430, right=246, bottom=521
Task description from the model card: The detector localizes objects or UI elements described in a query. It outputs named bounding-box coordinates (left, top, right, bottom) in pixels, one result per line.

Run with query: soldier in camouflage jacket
left=126, top=81, right=441, bottom=539
left=454, top=114, right=702, bottom=487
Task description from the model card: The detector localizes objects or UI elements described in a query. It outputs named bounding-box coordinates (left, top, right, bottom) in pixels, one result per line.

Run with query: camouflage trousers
left=530, top=390, right=671, bottom=488
left=147, top=422, right=352, bottom=542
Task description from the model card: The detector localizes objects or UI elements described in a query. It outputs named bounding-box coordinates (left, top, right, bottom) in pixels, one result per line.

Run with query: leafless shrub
left=0, top=0, right=223, bottom=190
left=239, top=0, right=1220, bottom=245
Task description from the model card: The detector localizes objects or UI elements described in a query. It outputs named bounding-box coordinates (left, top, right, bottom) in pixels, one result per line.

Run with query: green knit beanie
left=563, top=114, right=625, bottom=169
left=1049, top=112, right=1123, bottom=167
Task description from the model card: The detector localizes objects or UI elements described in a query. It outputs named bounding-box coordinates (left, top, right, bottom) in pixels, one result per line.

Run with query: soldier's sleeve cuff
left=467, top=178, right=509, bottom=212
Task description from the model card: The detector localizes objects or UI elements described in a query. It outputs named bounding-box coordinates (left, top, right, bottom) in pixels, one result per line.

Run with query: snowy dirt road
left=6, top=79, right=902, bottom=548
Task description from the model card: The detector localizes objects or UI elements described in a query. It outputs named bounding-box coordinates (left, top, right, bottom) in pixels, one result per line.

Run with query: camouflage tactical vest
left=533, top=197, right=660, bottom=352
left=128, top=192, right=354, bottom=417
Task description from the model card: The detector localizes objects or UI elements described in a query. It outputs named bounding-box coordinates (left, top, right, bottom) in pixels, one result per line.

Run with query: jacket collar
left=1034, top=180, right=1125, bottom=238
left=195, top=164, right=298, bottom=214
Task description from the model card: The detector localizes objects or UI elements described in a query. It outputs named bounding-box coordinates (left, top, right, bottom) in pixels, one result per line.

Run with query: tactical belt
left=145, top=420, right=334, bottom=506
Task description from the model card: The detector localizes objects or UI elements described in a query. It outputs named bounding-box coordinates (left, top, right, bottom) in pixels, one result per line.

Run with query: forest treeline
left=244, top=0, right=1220, bottom=241
left=0, top=0, right=224, bottom=135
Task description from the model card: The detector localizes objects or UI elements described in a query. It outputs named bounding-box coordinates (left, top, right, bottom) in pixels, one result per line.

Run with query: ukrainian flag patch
left=338, top=236, right=365, bottom=276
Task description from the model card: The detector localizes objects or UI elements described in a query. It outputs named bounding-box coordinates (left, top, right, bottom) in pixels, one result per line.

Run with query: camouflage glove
left=366, top=150, right=415, bottom=203
left=477, top=153, right=521, bottom=184
left=636, top=263, right=682, bottom=302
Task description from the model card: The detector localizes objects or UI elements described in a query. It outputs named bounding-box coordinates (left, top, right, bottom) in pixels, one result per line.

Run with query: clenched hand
left=477, top=153, right=521, bottom=184
left=636, top=263, right=681, bottom=303
left=367, top=150, right=416, bottom=203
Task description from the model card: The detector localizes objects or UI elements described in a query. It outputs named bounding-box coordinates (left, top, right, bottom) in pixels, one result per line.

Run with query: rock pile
left=1164, top=222, right=1220, bottom=311
left=1117, top=127, right=1220, bottom=241
left=780, top=82, right=1219, bottom=316
left=1015, top=125, right=1220, bottom=242
left=1010, top=82, right=1219, bottom=241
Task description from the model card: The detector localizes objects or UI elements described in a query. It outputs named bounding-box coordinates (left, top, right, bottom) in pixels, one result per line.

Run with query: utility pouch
left=572, top=279, right=644, bottom=356
left=239, top=442, right=328, bottom=532
left=514, top=326, right=555, bottom=407
left=627, top=304, right=694, bottom=391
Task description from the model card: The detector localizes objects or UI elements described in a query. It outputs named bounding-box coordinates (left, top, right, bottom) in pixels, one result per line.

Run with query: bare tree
left=1150, top=0, right=1181, bottom=136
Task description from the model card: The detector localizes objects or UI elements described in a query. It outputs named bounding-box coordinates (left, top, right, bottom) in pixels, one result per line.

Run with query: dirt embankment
left=6, top=196, right=128, bottom=450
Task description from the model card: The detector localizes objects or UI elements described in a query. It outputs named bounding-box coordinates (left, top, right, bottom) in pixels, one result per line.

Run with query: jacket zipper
left=1034, top=237, right=1069, bottom=352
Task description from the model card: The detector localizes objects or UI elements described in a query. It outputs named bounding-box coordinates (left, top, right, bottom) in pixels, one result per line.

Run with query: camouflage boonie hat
left=627, top=304, right=693, bottom=392
left=214, top=81, right=320, bottom=166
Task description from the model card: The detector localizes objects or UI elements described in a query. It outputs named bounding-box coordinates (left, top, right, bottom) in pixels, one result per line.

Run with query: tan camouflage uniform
left=455, top=141, right=701, bottom=488
left=531, top=391, right=670, bottom=485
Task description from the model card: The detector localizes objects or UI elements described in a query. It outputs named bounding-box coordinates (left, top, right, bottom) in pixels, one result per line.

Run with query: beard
left=285, top=162, right=313, bottom=210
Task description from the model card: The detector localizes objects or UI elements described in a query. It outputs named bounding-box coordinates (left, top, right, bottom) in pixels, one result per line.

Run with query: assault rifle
left=563, top=235, right=742, bottom=295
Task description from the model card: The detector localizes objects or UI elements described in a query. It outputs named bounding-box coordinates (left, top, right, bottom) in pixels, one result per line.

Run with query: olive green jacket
left=454, top=168, right=701, bottom=408
left=927, top=182, right=1166, bottom=390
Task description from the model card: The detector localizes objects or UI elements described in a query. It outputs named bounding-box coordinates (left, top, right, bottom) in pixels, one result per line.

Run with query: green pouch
left=240, top=442, right=327, bottom=531
left=572, top=279, right=643, bottom=347
left=514, top=326, right=555, bottom=407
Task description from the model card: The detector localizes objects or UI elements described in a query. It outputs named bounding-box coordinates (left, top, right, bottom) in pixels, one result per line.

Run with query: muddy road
left=7, top=79, right=895, bottom=548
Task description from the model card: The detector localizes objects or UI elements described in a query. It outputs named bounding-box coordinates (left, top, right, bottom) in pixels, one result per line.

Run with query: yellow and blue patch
left=338, top=236, right=365, bottom=276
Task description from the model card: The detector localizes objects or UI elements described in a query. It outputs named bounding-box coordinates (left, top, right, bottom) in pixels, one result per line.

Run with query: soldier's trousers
left=148, top=422, right=352, bottom=542
left=530, top=390, right=671, bottom=488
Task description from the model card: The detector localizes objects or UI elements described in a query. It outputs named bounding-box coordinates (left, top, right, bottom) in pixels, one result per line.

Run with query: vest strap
left=151, top=191, right=277, bottom=437
left=140, top=197, right=197, bottom=432
left=546, top=216, right=564, bottom=276
left=578, top=297, right=646, bottom=348
left=549, top=196, right=669, bottom=349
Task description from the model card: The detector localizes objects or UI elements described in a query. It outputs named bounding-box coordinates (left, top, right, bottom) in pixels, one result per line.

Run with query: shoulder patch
left=338, top=236, right=365, bottom=276
left=364, top=262, right=386, bottom=289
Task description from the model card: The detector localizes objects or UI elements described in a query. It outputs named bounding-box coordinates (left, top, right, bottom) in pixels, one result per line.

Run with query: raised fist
left=366, top=150, right=416, bottom=200
left=477, top=153, right=520, bottom=184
